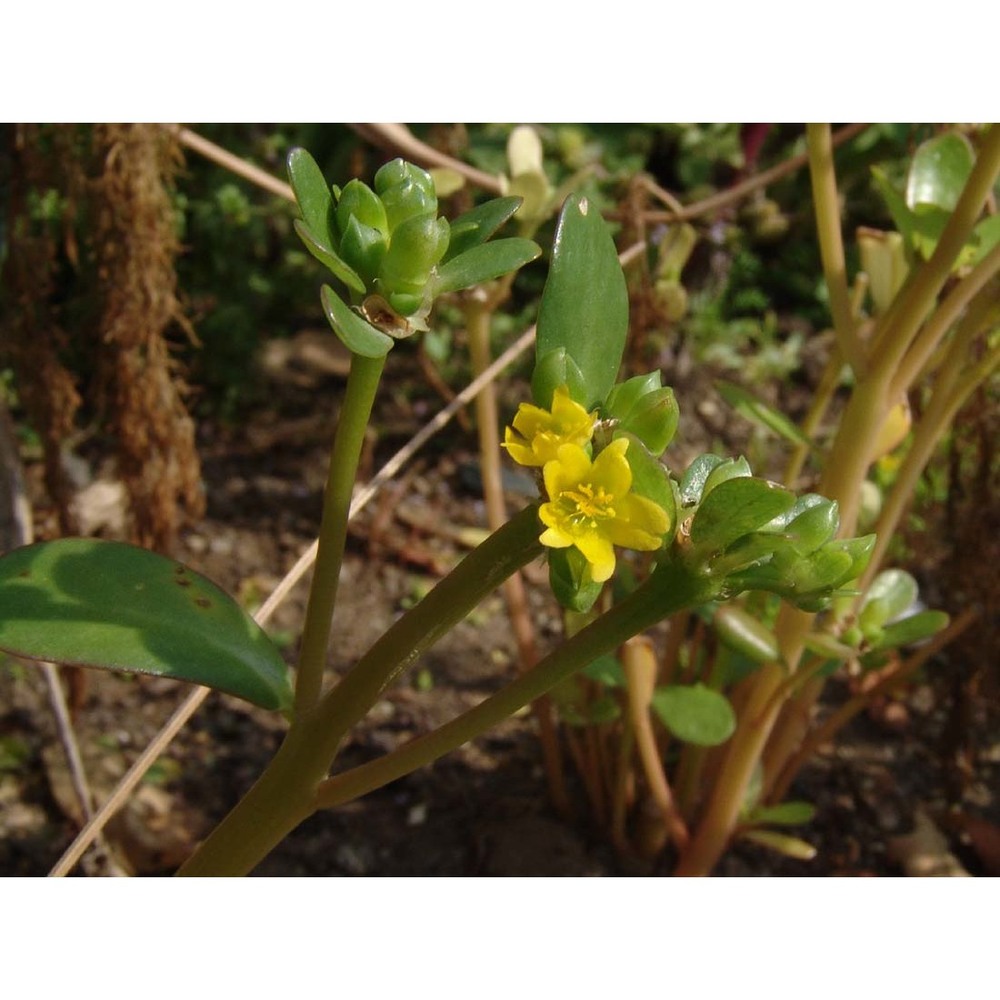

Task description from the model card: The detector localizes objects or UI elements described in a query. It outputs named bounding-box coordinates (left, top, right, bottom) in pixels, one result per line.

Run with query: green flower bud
left=783, top=500, right=839, bottom=555
left=727, top=534, right=874, bottom=609
left=378, top=215, right=450, bottom=312
left=335, top=179, right=388, bottom=243
left=623, top=388, right=680, bottom=457
left=605, top=371, right=663, bottom=419
left=383, top=291, right=421, bottom=316
left=338, top=216, right=388, bottom=286
left=548, top=545, right=604, bottom=613
left=605, top=374, right=679, bottom=457
left=374, top=158, right=435, bottom=201
left=531, top=348, right=587, bottom=410
left=701, top=456, right=752, bottom=499
left=375, top=159, right=438, bottom=232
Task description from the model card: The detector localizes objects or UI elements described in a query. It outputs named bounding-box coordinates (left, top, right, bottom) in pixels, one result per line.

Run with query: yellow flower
left=538, top=439, right=670, bottom=583
left=503, top=386, right=596, bottom=467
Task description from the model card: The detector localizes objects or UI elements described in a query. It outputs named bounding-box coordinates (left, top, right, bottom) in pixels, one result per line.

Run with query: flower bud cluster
left=335, top=159, right=450, bottom=317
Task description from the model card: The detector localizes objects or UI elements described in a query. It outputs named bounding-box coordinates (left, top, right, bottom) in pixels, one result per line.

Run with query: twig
left=349, top=124, right=503, bottom=194
left=41, top=662, right=94, bottom=818
left=165, top=125, right=295, bottom=202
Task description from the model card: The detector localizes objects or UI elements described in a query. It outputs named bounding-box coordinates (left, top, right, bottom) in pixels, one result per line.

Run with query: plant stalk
left=294, top=352, right=385, bottom=715
left=316, top=555, right=721, bottom=810
left=177, top=506, right=543, bottom=875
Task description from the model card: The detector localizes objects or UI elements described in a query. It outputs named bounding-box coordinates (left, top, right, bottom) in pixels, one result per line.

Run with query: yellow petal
left=574, top=532, right=616, bottom=582
left=590, top=438, right=632, bottom=497
left=544, top=443, right=592, bottom=498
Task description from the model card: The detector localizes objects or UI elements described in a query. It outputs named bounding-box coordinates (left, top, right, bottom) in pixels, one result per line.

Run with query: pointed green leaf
left=691, top=477, right=796, bottom=553
left=0, top=539, right=292, bottom=712
left=716, top=380, right=813, bottom=448
left=321, top=286, right=394, bottom=358
left=444, top=197, right=523, bottom=261
left=434, top=237, right=541, bottom=295
left=294, top=220, right=366, bottom=295
left=651, top=683, right=736, bottom=746
left=533, top=194, right=628, bottom=409
left=287, top=147, right=335, bottom=250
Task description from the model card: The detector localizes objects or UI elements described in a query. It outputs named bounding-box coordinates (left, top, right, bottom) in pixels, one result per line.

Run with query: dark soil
left=2, top=340, right=997, bottom=877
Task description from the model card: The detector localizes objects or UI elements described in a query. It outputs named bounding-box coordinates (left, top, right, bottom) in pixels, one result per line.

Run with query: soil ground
left=1, top=337, right=997, bottom=877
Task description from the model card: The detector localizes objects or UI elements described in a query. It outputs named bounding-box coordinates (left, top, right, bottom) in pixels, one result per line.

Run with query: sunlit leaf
left=0, top=539, right=292, bottom=712
left=321, top=286, right=394, bottom=358
left=713, top=605, right=780, bottom=664
left=294, top=220, right=365, bottom=295
left=287, top=147, right=335, bottom=249
left=434, top=238, right=541, bottom=295
left=533, top=194, right=628, bottom=408
left=444, top=197, right=523, bottom=260
left=860, top=568, right=918, bottom=632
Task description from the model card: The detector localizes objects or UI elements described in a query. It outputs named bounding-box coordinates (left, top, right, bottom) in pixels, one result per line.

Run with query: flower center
left=562, top=483, right=616, bottom=527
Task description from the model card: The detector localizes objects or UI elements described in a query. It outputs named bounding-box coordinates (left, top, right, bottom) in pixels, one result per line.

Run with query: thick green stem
left=177, top=506, right=544, bottom=875
left=295, top=353, right=385, bottom=715
left=175, top=724, right=327, bottom=877
left=301, top=505, right=545, bottom=766
left=315, top=555, right=720, bottom=810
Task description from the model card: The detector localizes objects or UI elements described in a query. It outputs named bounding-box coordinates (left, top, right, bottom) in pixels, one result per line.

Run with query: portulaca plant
left=0, top=151, right=879, bottom=875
